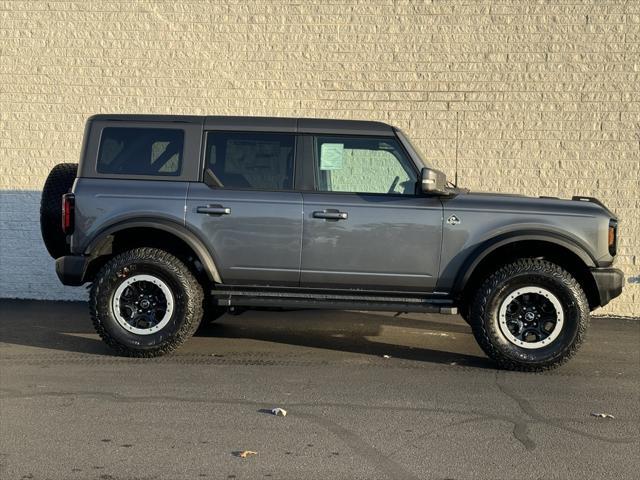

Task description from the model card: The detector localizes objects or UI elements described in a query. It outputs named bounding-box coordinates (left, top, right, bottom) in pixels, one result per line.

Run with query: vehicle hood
left=445, top=189, right=616, bottom=219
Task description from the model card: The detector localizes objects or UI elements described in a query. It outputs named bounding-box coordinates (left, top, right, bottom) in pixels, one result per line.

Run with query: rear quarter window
left=97, top=127, right=184, bottom=176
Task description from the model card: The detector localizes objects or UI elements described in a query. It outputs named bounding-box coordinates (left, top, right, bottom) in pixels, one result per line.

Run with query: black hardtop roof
left=88, top=114, right=396, bottom=136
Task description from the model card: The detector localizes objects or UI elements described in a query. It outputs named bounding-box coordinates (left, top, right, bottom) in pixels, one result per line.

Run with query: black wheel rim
left=112, top=274, right=174, bottom=335
left=498, top=287, right=564, bottom=349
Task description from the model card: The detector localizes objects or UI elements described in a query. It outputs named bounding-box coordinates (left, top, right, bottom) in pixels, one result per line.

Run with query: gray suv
left=40, top=115, right=624, bottom=371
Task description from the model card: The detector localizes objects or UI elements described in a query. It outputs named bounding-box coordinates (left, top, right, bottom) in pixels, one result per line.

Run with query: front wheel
left=470, top=259, right=590, bottom=371
left=90, top=248, right=204, bottom=357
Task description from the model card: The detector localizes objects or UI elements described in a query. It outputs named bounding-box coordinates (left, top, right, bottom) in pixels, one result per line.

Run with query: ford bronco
left=40, top=115, right=624, bottom=370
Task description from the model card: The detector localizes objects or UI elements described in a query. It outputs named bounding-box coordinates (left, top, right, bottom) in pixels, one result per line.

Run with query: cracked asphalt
left=0, top=299, right=638, bottom=480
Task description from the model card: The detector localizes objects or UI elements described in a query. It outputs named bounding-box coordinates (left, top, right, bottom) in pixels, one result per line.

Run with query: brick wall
left=0, top=0, right=638, bottom=316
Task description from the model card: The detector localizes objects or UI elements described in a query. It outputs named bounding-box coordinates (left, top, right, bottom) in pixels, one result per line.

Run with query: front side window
left=315, top=136, right=417, bottom=195
left=97, top=127, right=184, bottom=176
left=205, top=132, right=295, bottom=190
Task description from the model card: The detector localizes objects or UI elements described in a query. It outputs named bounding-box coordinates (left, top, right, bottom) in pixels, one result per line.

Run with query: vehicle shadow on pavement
left=0, top=299, right=111, bottom=355
left=0, top=299, right=492, bottom=368
left=196, top=309, right=493, bottom=369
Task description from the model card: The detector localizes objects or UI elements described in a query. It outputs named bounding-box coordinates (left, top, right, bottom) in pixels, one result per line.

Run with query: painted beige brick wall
left=0, top=0, right=638, bottom=316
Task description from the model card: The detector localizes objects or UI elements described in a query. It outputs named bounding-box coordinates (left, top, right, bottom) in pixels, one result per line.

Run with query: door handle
left=313, top=210, right=348, bottom=220
left=197, top=205, right=231, bottom=215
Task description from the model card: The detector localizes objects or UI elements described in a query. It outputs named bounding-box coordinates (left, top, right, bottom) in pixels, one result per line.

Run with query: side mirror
left=420, top=167, right=449, bottom=195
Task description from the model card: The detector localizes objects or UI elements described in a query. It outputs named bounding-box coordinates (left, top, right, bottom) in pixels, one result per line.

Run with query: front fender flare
left=453, top=231, right=597, bottom=294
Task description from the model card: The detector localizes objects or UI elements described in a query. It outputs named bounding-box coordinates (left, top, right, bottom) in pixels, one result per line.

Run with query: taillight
left=62, top=193, right=75, bottom=234
left=608, top=220, right=617, bottom=256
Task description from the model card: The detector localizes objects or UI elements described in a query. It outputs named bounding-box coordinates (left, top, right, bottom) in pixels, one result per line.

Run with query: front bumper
left=590, top=267, right=624, bottom=307
left=55, top=255, right=90, bottom=286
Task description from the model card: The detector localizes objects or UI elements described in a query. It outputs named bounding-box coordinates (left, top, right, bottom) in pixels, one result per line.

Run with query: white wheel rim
left=498, top=286, right=564, bottom=350
left=112, top=274, right=174, bottom=335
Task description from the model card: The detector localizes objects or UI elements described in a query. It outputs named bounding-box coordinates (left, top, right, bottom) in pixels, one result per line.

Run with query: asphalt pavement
left=0, top=299, right=638, bottom=480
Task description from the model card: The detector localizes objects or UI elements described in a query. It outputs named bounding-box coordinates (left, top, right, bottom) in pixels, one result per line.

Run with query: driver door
left=300, top=135, right=443, bottom=292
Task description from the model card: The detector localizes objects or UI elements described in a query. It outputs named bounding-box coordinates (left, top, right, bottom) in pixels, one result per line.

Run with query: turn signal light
left=62, top=193, right=75, bottom=234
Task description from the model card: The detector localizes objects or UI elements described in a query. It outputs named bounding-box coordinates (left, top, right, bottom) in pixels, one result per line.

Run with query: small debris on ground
left=591, top=412, right=615, bottom=419
left=238, top=450, right=257, bottom=458
left=450, top=362, right=457, bottom=366
left=271, top=407, right=287, bottom=417
left=382, top=355, right=391, bottom=359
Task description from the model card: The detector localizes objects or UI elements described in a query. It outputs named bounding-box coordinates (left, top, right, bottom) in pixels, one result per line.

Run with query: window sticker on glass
left=320, top=143, right=344, bottom=170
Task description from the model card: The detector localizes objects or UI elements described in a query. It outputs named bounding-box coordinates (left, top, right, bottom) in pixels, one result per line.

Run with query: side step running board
left=210, top=288, right=458, bottom=315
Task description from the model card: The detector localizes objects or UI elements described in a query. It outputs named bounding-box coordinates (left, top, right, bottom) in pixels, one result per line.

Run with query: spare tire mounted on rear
left=40, top=163, right=78, bottom=259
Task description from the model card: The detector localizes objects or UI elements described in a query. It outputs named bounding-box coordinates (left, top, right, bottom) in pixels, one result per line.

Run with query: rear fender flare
left=84, top=218, right=222, bottom=283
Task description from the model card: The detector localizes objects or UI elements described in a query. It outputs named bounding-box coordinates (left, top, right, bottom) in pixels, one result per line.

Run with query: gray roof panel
left=88, top=114, right=203, bottom=124
left=297, top=118, right=394, bottom=136
left=204, top=116, right=297, bottom=132
left=87, top=114, right=395, bottom=136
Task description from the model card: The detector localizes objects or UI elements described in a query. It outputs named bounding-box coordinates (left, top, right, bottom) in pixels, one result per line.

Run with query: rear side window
left=97, top=127, right=184, bottom=176
left=205, top=132, right=295, bottom=190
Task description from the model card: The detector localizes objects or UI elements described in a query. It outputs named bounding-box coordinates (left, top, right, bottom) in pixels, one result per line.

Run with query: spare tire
left=40, top=163, right=78, bottom=258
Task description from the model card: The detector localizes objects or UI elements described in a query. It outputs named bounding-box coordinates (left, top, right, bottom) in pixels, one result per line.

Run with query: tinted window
left=97, top=128, right=184, bottom=176
left=205, top=132, right=295, bottom=190
left=315, top=136, right=417, bottom=195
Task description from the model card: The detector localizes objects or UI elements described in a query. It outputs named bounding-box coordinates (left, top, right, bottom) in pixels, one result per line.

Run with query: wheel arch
left=83, top=219, right=222, bottom=284
left=455, top=233, right=600, bottom=314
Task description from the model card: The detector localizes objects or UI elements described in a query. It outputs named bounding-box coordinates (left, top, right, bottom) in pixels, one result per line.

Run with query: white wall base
left=0, top=191, right=88, bottom=301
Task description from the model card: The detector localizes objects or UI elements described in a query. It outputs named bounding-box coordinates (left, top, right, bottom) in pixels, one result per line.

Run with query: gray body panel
left=186, top=184, right=303, bottom=286
left=71, top=178, right=188, bottom=254
left=437, top=193, right=615, bottom=291
left=300, top=192, right=443, bottom=291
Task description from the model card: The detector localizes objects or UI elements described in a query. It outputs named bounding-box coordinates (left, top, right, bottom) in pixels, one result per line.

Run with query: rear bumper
left=590, top=267, right=624, bottom=307
left=55, top=255, right=90, bottom=286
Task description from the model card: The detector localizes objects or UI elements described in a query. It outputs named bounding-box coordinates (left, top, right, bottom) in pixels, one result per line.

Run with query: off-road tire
left=90, top=248, right=204, bottom=357
left=470, top=258, right=589, bottom=372
left=40, top=163, right=78, bottom=258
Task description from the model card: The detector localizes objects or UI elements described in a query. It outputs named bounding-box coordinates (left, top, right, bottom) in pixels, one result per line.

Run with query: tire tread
left=90, top=247, right=204, bottom=357
left=470, top=258, right=589, bottom=372
left=40, top=163, right=78, bottom=258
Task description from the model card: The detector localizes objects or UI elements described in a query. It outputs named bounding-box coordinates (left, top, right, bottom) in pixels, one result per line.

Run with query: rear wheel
left=470, top=258, right=589, bottom=371
left=40, top=163, right=78, bottom=258
left=90, top=248, right=204, bottom=357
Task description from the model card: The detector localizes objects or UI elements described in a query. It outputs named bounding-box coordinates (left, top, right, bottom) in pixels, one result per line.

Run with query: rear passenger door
left=186, top=131, right=303, bottom=286
left=300, top=135, right=443, bottom=292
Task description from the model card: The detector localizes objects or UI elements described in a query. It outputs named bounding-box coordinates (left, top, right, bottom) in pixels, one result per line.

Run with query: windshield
left=395, top=129, right=429, bottom=168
